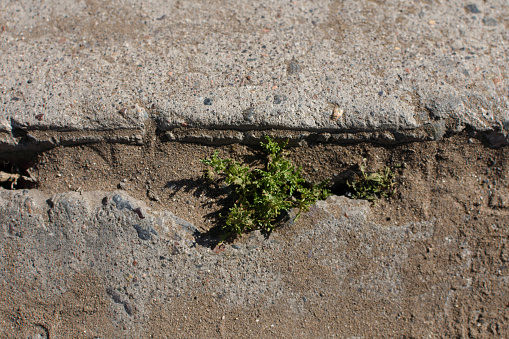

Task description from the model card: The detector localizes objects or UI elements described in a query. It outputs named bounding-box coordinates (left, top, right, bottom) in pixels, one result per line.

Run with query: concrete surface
left=2, top=136, right=509, bottom=337
left=1, top=2, right=509, bottom=337
left=0, top=189, right=440, bottom=337
left=1, top=0, right=509, bottom=150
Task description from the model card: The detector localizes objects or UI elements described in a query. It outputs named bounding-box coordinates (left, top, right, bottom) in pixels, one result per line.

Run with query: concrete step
left=1, top=0, right=508, bottom=152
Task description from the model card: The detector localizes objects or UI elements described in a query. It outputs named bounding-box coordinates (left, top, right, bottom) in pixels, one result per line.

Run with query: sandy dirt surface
left=1, top=133, right=508, bottom=337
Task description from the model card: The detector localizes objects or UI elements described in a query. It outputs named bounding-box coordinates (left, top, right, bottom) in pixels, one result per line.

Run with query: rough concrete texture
left=2, top=134, right=509, bottom=337
left=1, top=0, right=509, bottom=150
left=0, top=189, right=486, bottom=338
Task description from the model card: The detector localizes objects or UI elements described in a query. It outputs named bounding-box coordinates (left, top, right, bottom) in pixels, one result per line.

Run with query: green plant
left=347, top=161, right=395, bottom=202
left=201, top=136, right=330, bottom=238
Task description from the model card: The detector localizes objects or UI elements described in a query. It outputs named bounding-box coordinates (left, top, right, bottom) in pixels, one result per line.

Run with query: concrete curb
left=1, top=0, right=508, bottom=153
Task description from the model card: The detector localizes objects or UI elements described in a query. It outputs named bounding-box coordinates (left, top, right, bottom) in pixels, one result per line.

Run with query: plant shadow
left=165, top=176, right=235, bottom=248
left=329, top=165, right=359, bottom=197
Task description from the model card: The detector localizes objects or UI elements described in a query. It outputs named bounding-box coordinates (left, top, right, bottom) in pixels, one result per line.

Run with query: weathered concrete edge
left=0, top=127, right=145, bottom=158
left=161, top=123, right=508, bottom=147
left=0, top=116, right=507, bottom=160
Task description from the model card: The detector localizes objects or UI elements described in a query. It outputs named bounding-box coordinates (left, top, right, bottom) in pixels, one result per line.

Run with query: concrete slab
left=1, top=0, right=509, bottom=149
left=0, top=189, right=471, bottom=337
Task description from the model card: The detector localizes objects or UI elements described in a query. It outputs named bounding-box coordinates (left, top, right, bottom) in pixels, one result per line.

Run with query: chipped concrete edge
left=0, top=116, right=508, bottom=160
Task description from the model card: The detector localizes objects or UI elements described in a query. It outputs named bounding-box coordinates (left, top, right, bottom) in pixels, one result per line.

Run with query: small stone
left=273, top=95, right=287, bottom=105
left=501, top=247, right=509, bottom=262
left=330, top=106, right=343, bottom=121
left=123, top=302, right=133, bottom=316
left=243, top=107, right=256, bottom=122
left=133, top=224, right=154, bottom=240
left=113, top=194, right=132, bottom=210
left=134, top=207, right=145, bottom=219
left=489, top=190, right=509, bottom=209
left=204, top=98, right=212, bottom=105
left=465, top=4, right=481, bottom=14
left=106, top=287, right=123, bottom=304
left=482, top=17, right=498, bottom=26
left=147, top=189, right=160, bottom=202
left=118, top=182, right=127, bottom=190
left=287, top=58, right=300, bottom=75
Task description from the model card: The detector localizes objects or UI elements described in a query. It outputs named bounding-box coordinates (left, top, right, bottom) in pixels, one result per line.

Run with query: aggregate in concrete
left=1, top=0, right=509, bottom=149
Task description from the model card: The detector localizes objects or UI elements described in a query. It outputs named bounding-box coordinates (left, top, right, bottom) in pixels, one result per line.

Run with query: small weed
left=201, top=136, right=330, bottom=239
left=347, top=161, right=395, bottom=202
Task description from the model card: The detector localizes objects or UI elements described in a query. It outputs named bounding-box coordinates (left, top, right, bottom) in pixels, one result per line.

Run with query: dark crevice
left=1, top=123, right=508, bottom=161
left=0, top=160, right=38, bottom=190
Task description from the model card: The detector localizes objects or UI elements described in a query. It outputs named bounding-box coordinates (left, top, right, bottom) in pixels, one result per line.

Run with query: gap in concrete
left=1, top=130, right=506, bottom=241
